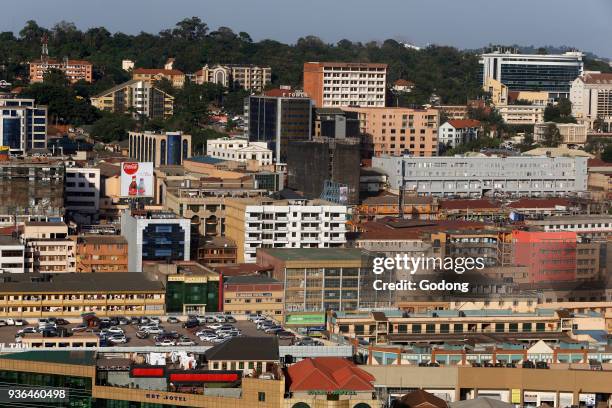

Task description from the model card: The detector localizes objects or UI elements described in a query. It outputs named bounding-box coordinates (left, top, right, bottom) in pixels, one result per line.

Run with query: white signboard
left=120, top=162, right=154, bottom=198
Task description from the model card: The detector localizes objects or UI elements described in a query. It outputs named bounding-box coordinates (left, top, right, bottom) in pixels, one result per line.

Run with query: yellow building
left=91, top=79, right=174, bottom=120
left=223, top=275, right=284, bottom=319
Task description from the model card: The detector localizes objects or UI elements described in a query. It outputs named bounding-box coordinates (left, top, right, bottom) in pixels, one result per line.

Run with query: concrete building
left=0, top=159, right=65, bottom=226
left=244, top=90, right=313, bottom=162
left=76, top=235, right=128, bottom=273
left=194, top=64, right=271, bottom=92
left=197, top=236, right=238, bottom=265
left=29, top=58, right=93, bottom=83
left=257, top=248, right=382, bottom=312
left=436, top=105, right=469, bottom=121
left=132, top=67, right=185, bottom=88
left=438, top=120, right=481, bottom=149
left=120, top=210, right=191, bottom=273
left=534, top=122, right=588, bottom=146
left=496, top=104, right=545, bottom=125
left=224, top=197, right=348, bottom=263
left=480, top=50, right=583, bottom=96
left=0, top=273, right=165, bottom=318
left=570, top=71, right=612, bottom=129
left=373, top=155, right=588, bottom=198
left=64, top=166, right=100, bottom=224
left=91, top=80, right=174, bottom=120
left=222, top=275, right=284, bottom=319
left=22, top=222, right=76, bottom=273
left=286, top=137, right=361, bottom=205
left=303, top=62, right=387, bottom=107
left=128, top=131, right=192, bottom=166
left=0, top=98, right=47, bottom=153
left=345, top=107, right=440, bottom=157
left=313, top=108, right=361, bottom=139
left=206, top=137, right=273, bottom=166
left=524, top=215, right=612, bottom=241
left=0, top=235, right=25, bottom=274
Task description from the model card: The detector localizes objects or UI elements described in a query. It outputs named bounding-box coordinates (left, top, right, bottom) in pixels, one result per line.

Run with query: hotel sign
left=144, top=393, right=188, bottom=403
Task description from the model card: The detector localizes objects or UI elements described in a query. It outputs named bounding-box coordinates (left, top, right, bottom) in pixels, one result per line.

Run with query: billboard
left=120, top=162, right=154, bottom=198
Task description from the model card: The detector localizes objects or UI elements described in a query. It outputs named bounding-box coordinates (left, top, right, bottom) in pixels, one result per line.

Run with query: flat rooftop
left=0, top=273, right=164, bottom=293
left=259, top=248, right=370, bottom=262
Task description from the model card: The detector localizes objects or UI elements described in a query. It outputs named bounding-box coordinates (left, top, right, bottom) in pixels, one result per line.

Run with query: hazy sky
left=2, top=0, right=611, bottom=58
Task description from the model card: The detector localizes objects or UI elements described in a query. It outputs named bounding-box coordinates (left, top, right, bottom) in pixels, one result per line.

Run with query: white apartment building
left=0, top=98, right=47, bottom=154
left=225, top=198, right=348, bottom=263
left=525, top=216, right=612, bottom=241
left=65, top=167, right=100, bottom=224
left=194, top=64, right=271, bottom=92
left=373, top=155, right=588, bottom=198
left=303, top=62, right=387, bottom=107
left=534, top=122, right=588, bottom=146
left=570, top=72, right=612, bottom=129
left=438, top=120, right=481, bottom=149
left=206, top=138, right=273, bottom=166
left=0, top=236, right=25, bottom=274
left=497, top=104, right=545, bottom=125
left=22, top=222, right=76, bottom=273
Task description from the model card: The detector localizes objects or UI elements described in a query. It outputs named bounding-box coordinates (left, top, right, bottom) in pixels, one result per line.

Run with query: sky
left=1, top=0, right=611, bottom=58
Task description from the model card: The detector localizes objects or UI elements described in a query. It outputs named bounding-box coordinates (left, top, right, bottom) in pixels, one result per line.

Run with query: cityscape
left=0, top=3, right=611, bottom=408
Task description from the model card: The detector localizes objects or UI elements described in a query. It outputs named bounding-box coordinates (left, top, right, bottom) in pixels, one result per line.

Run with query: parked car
left=130, top=317, right=140, bottom=325
left=71, top=324, right=88, bottom=333
left=108, top=335, right=128, bottom=344
left=17, top=327, right=39, bottom=335
left=106, top=326, right=124, bottom=335
left=213, top=315, right=226, bottom=323
left=535, top=361, right=549, bottom=369
left=225, top=316, right=236, bottom=323
left=149, top=317, right=161, bottom=325
left=276, top=331, right=295, bottom=340
left=118, top=317, right=130, bottom=325
left=176, top=337, right=196, bottom=346
left=166, top=316, right=180, bottom=324
left=264, top=326, right=283, bottom=334
left=199, top=333, right=218, bottom=342
left=522, top=361, right=535, bottom=369
left=207, top=323, right=223, bottom=330
left=247, top=314, right=261, bottom=321
left=210, top=336, right=228, bottom=344
left=0, top=319, right=7, bottom=326
left=139, top=317, right=151, bottom=325
left=145, top=327, right=164, bottom=335
left=182, top=320, right=199, bottom=329
left=298, top=336, right=316, bottom=346
left=7, top=318, right=26, bottom=326
left=136, top=331, right=149, bottom=339
left=196, top=329, right=215, bottom=337
left=155, top=339, right=175, bottom=346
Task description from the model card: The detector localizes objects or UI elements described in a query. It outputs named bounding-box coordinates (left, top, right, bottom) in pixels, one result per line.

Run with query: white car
left=207, top=323, right=223, bottom=330
left=211, top=336, right=228, bottom=343
left=108, top=335, right=128, bottom=344
left=7, top=318, right=25, bottom=326
left=145, top=327, right=164, bottom=335
left=155, top=339, right=175, bottom=346
left=196, top=329, right=215, bottom=337
left=0, top=319, right=7, bottom=326
left=17, top=327, right=39, bottom=335
left=176, top=338, right=196, bottom=346
left=106, top=326, right=124, bottom=335
left=149, top=317, right=161, bottom=324
left=213, top=315, right=226, bottom=323
left=199, top=333, right=217, bottom=342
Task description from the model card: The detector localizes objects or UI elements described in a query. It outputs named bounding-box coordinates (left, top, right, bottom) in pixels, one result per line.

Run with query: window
left=258, top=392, right=266, bottom=402
left=426, top=324, right=435, bottom=334
left=536, top=322, right=546, bottom=332
left=412, top=324, right=421, bottom=333
left=495, top=323, right=505, bottom=333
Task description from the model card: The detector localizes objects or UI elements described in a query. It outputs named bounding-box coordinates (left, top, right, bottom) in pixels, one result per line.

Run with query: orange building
left=344, top=106, right=440, bottom=157
left=303, top=62, right=387, bottom=107
left=29, top=59, right=93, bottom=83
left=512, top=230, right=577, bottom=283
left=76, top=235, right=128, bottom=272
left=132, top=68, right=186, bottom=88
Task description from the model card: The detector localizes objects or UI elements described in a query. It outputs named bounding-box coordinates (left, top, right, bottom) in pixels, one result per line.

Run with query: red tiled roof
left=588, top=158, right=612, bottom=167
left=447, top=119, right=481, bottom=129
left=581, top=72, right=612, bottom=85
left=395, top=79, right=415, bottom=86
left=133, top=68, right=184, bottom=76
left=439, top=199, right=500, bottom=210
left=507, top=198, right=573, bottom=209
left=287, top=357, right=375, bottom=392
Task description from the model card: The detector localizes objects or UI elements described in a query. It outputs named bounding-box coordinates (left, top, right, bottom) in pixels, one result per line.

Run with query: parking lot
left=0, top=317, right=295, bottom=347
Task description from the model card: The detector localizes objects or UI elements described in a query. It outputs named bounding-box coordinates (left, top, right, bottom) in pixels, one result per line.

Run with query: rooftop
left=224, top=275, right=281, bottom=285
left=0, top=273, right=164, bottom=293
left=287, top=357, right=375, bottom=392
left=0, top=350, right=95, bottom=366
left=77, top=235, right=127, bottom=245
left=204, top=336, right=279, bottom=361
left=259, top=248, right=369, bottom=262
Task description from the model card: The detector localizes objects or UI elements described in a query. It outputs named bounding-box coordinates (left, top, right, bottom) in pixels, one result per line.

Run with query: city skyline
left=1, top=0, right=612, bottom=58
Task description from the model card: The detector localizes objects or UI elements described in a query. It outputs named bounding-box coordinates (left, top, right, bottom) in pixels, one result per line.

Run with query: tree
left=540, top=123, right=562, bottom=147
left=171, top=17, right=208, bottom=41
left=90, top=112, right=135, bottom=143
left=544, top=98, right=576, bottom=123
left=602, top=145, right=612, bottom=163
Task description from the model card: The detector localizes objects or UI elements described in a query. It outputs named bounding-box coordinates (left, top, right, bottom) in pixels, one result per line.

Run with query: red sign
left=122, top=162, right=140, bottom=175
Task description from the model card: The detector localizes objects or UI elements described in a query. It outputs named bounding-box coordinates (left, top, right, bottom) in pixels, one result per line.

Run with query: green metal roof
left=0, top=350, right=96, bottom=366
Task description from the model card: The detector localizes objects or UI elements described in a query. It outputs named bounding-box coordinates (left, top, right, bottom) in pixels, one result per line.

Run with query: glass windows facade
left=141, top=223, right=186, bottom=261
left=166, top=280, right=219, bottom=313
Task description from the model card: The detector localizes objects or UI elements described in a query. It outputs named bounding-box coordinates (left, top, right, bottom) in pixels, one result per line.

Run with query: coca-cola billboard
left=120, top=162, right=154, bottom=198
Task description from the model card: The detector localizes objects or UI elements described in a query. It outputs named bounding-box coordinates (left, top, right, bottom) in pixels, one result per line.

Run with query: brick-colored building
left=344, top=107, right=440, bottom=157
left=76, top=235, right=128, bottom=272
left=222, top=275, right=284, bottom=319
left=132, top=68, right=186, bottom=88
left=29, top=59, right=93, bottom=83
left=303, top=62, right=387, bottom=108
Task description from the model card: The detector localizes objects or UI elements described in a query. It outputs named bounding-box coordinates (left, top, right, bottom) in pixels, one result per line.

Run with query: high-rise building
left=287, top=138, right=361, bottom=205
left=344, top=107, right=439, bottom=157
left=128, top=131, right=192, bottom=166
left=313, top=108, right=360, bottom=139
left=244, top=89, right=312, bottom=162
left=91, top=80, right=174, bottom=120
left=29, top=58, right=92, bottom=83
left=0, top=236, right=25, bottom=274
left=570, top=72, right=612, bottom=130
left=0, top=98, right=47, bottom=153
left=303, top=62, right=387, bottom=107
left=120, top=210, right=191, bottom=272
left=373, top=155, right=588, bottom=197
left=480, top=50, right=583, bottom=96
left=76, top=235, right=128, bottom=273
left=64, top=167, right=100, bottom=225
left=23, top=221, right=76, bottom=273
left=194, top=64, right=272, bottom=92
left=224, top=197, right=348, bottom=263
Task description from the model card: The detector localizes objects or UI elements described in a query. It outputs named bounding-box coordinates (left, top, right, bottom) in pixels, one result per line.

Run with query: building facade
left=534, top=122, right=588, bottom=146
left=570, top=72, right=612, bottom=129
left=194, top=64, right=271, bottom=92
left=76, top=235, right=128, bottom=273
left=132, top=68, right=186, bottom=88
left=0, top=98, right=47, bottom=154
left=120, top=210, right=191, bottom=272
left=64, top=166, right=100, bottom=224
left=480, top=50, right=583, bottom=95
left=29, top=58, right=93, bottom=83
left=303, top=62, right=387, bottom=107
left=224, top=198, right=348, bottom=263
left=22, top=222, right=76, bottom=273
left=244, top=92, right=312, bottom=162
left=438, top=120, right=481, bottom=149
left=128, top=131, right=192, bottom=167
left=373, top=155, right=588, bottom=198
left=206, top=137, right=273, bottom=166
left=0, top=236, right=25, bottom=274
left=91, top=80, right=174, bottom=120
left=345, top=107, right=440, bottom=157
left=497, top=104, right=545, bottom=125
left=223, top=275, right=284, bottom=318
